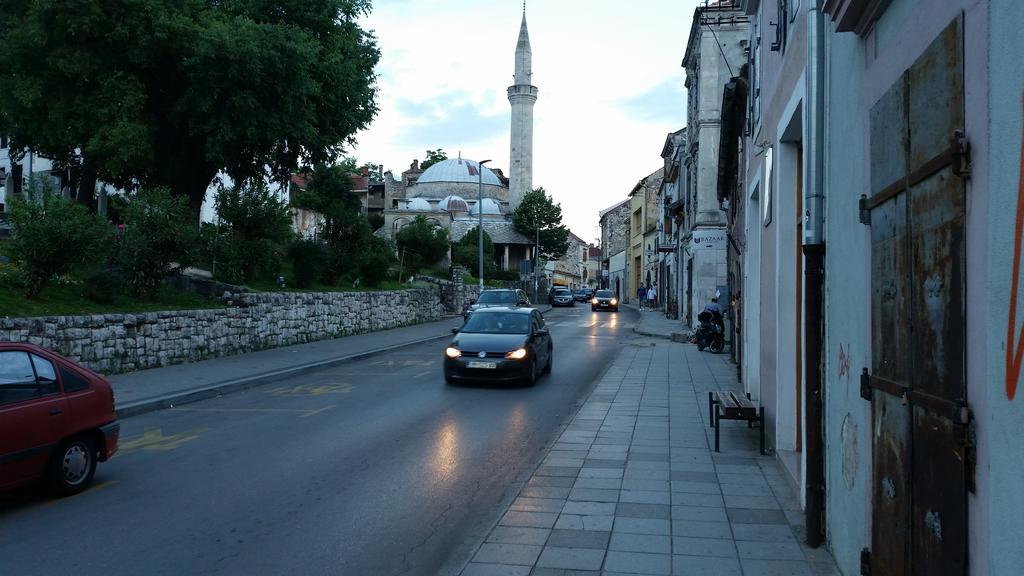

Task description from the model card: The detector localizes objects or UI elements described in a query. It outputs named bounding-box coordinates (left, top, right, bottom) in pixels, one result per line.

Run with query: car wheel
left=444, top=371, right=456, bottom=385
left=525, top=358, right=537, bottom=386
left=592, top=307, right=597, bottom=312
left=46, top=436, right=97, bottom=497
left=543, top=346, right=553, bottom=374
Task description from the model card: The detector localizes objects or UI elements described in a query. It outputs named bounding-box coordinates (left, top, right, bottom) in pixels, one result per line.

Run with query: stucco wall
left=0, top=289, right=446, bottom=375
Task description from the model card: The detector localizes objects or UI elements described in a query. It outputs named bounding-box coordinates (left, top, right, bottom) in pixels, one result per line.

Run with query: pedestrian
left=637, top=285, right=646, bottom=309
left=647, top=284, right=657, bottom=310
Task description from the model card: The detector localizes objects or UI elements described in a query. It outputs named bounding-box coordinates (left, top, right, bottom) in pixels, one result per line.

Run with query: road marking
left=268, top=383, right=353, bottom=397
left=171, top=407, right=334, bottom=418
left=119, top=427, right=205, bottom=453
left=369, top=359, right=434, bottom=368
left=300, top=405, right=337, bottom=418
left=412, top=370, right=433, bottom=380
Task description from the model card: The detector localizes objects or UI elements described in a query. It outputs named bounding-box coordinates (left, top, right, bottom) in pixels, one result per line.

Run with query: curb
left=115, top=332, right=454, bottom=419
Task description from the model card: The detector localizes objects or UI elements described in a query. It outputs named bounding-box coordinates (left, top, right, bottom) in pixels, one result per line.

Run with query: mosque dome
left=438, top=195, right=470, bottom=212
left=405, top=197, right=433, bottom=211
left=419, top=157, right=502, bottom=186
left=469, top=198, right=504, bottom=216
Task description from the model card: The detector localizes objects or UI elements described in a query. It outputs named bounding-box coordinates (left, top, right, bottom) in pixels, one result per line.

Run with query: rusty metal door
left=861, top=17, right=969, bottom=576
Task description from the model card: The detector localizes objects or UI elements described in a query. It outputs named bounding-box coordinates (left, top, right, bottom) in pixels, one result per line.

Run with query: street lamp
left=533, top=205, right=540, bottom=300
left=477, top=159, right=491, bottom=291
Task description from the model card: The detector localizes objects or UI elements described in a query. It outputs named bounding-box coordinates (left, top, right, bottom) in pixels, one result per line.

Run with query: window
left=0, top=351, right=39, bottom=405
left=60, top=366, right=91, bottom=393
left=30, top=354, right=59, bottom=395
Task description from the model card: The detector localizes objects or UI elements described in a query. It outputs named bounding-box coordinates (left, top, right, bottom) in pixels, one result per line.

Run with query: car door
left=0, top=350, right=71, bottom=489
left=532, top=312, right=550, bottom=364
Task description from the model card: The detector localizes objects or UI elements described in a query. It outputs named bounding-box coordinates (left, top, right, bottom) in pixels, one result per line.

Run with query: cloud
left=619, top=79, right=687, bottom=125
left=396, top=95, right=507, bottom=151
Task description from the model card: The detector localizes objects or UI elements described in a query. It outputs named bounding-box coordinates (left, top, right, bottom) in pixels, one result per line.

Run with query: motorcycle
left=695, top=310, right=725, bottom=354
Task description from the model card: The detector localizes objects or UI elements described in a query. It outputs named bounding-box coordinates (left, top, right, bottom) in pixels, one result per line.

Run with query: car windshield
left=461, top=312, right=530, bottom=334
left=555, top=290, right=572, bottom=296
left=572, top=290, right=586, bottom=295
left=476, top=291, right=517, bottom=304
left=596, top=290, right=614, bottom=298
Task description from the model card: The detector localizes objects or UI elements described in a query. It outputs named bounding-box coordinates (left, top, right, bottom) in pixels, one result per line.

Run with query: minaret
left=507, top=6, right=537, bottom=211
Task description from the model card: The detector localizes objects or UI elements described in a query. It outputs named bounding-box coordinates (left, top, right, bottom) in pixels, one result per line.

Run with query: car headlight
left=610, top=298, right=618, bottom=305
left=591, top=298, right=598, bottom=304
left=445, top=347, right=461, bottom=358
left=506, top=348, right=528, bottom=360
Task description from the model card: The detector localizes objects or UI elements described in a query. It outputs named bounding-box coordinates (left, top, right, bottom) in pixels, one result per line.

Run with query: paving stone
left=545, top=457, right=586, bottom=468
left=672, top=537, right=737, bottom=558
left=719, top=483, right=774, bottom=497
left=739, top=558, right=814, bottom=576
left=715, top=472, right=767, bottom=485
left=513, top=497, right=566, bottom=513
left=535, top=547, right=605, bottom=571
left=461, top=562, right=532, bottom=576
left=536, top=466, right=581, bottom=478
left=528, top=476, right=577, bottom=488
left=671, top=505, right=728, bottom=522
left=578, top=467, right=624, bottom=479
left=500, top=511, right=559, bottom=529
left=619, top=490, right=671, bottom=505
left=568, top=488, right=619, bottom=502
left=628, top=452, right=671, bottom=462
left=529, top=568, right=600, bottom=576
left=612, top=517, right=672, bottom=535
left=722, top=495, right=780, bottom=509
left=555, top=514, right=614, bottom=532
left=583, top=458, right=626, bottom=468
left=620, top=479, right=671, bottom=492
left=615, top=502, right=671, bottom=520
left=725, top=508, right=788, bottom=525
left=562, top=501, right=617, bottom=516
left=609, top=532, right=672, bottom=554
left=546, top=529, right=611, bottom=549
left=624, top=469, right=671, bottom=481
left=671, top=555, right=741, bottom=575
left=603, top=551, right=672, bottom=575
left=670, top=492, right=724, bottom=508
left=670, top=481, right=721, bottom=495
left=669, top=470, right=719, bottom=483
left=473, top=543, right=544, bottom=566
left=626, top=460, right=671, bottom=470
left=669, top=520, right=733, bottom=539
left=736, top=540, right=806, bottom=560
left=572, top=477, right=622, bottom=490
left=487, top=526, right=552, bottom=546
left=729, top=523, right=797, bottom=542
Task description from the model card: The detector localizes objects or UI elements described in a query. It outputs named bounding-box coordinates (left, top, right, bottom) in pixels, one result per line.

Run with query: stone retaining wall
left=0, top=288, right=446, bottom=374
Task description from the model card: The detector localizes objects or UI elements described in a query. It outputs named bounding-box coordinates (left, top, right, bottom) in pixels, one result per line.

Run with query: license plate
left=468, top=361, right=497, bottom=369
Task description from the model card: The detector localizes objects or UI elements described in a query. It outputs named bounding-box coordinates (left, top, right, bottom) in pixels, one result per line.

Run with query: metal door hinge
left=952, top=130, right=971, bottom=177
left=860, top=368, right=872, bottom=401
left=860, top=548, right=871, bottom=575
left=859, top=195, right=871, bottom=225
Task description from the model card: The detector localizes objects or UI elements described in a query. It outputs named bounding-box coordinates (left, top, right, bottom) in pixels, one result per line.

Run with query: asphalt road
left=0, top=305, right=638, bottom=576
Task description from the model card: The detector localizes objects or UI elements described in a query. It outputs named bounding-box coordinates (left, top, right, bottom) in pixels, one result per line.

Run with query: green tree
left=451, top=226, right=496, bottom=277
left=8, top=179, right=111, bottom=297
left=116, top=188, right=198, bottom=298
left=512, top=188, right=570, bottom=260
left=292, top=162, right=371, bottom=283
left=358, top=237, right=397, bottom=288
left=0, top=0, right=380, bottom=223
left=208, top=181, right=294, bottom=283
left=420, top=149, right=448, bottom=170
left=395, top=216, right=449, bottom=272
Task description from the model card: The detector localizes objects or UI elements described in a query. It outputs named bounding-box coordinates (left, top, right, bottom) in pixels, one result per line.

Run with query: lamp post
left=533, top=205, right=540, bottom=301
left=477, top=159, right=491, bottom=292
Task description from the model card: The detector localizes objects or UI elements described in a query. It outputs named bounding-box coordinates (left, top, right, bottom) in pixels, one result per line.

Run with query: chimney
left=411, top=159, right=420, bottom=171
left=362, top=166, right=369, bottom=177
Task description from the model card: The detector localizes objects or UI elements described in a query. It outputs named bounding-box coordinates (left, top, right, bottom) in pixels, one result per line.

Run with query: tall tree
left=0, top=0, right=380, bottom=223
left=512, top=188, right=570, bottom=260
left=420, top=149, right=448, bottom=170
left=292, top=161, right=370, bottom=283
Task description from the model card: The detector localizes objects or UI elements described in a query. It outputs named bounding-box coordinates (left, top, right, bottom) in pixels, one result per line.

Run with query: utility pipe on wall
left=803, top=0, right=827, bottom=550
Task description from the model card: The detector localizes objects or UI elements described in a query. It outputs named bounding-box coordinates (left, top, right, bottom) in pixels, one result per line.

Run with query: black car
left=572, top=289, right=593, bottom=303
left=464, top=288, right=531, bottom=322
left=551, top=288, right=575, bottom=307
left=445, top=307, right=553, bottom=385
left=591, top=289, right=619, bottom=312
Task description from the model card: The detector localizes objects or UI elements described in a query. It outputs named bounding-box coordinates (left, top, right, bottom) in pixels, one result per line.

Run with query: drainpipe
left=803, top=0, right=827, bottom=550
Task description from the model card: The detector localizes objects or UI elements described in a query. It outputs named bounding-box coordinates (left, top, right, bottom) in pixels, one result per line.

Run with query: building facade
left=599, top=199, right=631, bottom=299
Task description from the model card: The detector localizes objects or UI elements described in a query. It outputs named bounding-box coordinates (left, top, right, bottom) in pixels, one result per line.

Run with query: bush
left=451, top=226, right=496, bottom=278
left=357, top=237, right=397, bottom=288
left=210, top=182, right=293, bottom=283
left=287, top=238, right=328, bottom=288
left=8, top=180, right=110, bottom=297
left=116, top=189, right=197, bottom=298
left=80, top=266, right=123, bottom=303
left=395, top=215, right=449, bottom=272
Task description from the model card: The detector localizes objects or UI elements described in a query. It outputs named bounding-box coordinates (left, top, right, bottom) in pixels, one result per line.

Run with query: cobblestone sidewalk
left=459, top=337, right=838, bottom=576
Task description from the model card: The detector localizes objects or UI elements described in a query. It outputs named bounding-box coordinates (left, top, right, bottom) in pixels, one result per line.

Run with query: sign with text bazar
left=690, top=229, right=726, bottom=250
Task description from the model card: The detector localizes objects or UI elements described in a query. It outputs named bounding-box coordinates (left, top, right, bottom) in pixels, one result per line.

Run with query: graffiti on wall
left=1006, top=94, right=1024, bottom=401
left=838, top=343, right=851, bottom=381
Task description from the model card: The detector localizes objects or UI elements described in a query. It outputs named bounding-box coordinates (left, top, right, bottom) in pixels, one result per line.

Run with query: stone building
left=627, top=168, right=664, bottom=302
left=599, top=198, right=631, bottom=299
left=681, top=1, right=750, bottom=326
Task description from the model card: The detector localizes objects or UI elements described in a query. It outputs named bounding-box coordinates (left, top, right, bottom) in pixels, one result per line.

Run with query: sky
left=351, top=0, right=702, bottom=244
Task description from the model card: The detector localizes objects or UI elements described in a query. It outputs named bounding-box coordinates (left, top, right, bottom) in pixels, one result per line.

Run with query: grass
left=0, top=283, right=222, bottom=318
left=241, top=262, right=434, bottom=293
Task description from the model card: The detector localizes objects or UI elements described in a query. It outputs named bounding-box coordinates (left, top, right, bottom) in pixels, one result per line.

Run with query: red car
left=0, top=343, right=119, bottom=496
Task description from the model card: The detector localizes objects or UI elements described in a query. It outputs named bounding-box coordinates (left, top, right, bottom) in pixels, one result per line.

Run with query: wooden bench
left=708, top=390, right=765, bottom=455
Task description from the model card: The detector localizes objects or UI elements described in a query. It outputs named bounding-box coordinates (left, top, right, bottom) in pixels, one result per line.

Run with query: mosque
left=380, top=9, right=539, bottom=274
